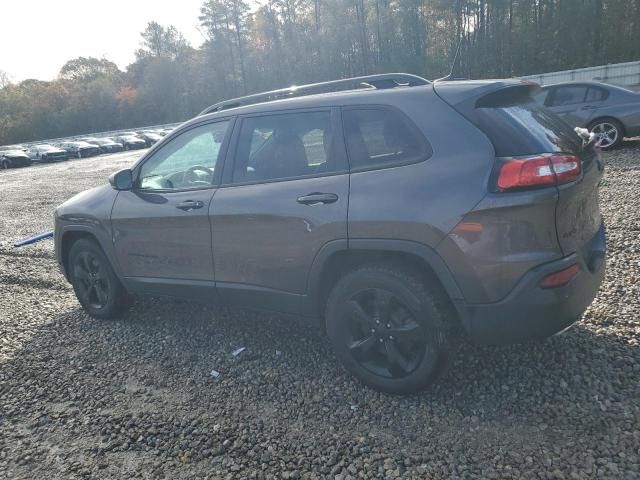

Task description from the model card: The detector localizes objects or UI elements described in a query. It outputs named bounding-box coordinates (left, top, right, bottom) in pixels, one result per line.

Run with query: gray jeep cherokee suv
left=54, top=74, right=606, bottom=393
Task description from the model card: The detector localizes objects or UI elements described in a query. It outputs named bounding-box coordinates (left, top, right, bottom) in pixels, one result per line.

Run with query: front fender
left=54, top=185, right=119, bottom=280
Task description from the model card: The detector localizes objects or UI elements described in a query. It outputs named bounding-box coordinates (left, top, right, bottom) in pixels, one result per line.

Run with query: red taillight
left=540, top=264, right=580, bottom=289
left=496, top=154, right=581, bottom=192
left=452, top=222, right=483, bottom=234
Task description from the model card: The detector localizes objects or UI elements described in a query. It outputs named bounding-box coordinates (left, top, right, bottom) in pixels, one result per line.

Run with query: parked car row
left=0, top=149, right=32, bottom=169
left=0, top=128, right=171, bottom=169
left=28, top=144, right=69, bottom=162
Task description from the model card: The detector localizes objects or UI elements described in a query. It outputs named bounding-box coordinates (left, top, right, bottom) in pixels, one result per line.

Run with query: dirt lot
left=1, top=143, right=639, bottom=479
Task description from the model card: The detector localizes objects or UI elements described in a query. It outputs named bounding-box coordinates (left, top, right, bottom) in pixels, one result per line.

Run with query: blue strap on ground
left=14, top=231, right=54, bottom=248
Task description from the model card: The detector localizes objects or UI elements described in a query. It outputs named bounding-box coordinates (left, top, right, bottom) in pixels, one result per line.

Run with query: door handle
left=296, top=192, right=339, bottom=206
left=581, top=105, right=599, bottom=111
left=176, top=200, right=204, bottom=211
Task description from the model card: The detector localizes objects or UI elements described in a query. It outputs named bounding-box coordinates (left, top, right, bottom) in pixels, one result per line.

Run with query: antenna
left=434, top=35, right=464, bottom=82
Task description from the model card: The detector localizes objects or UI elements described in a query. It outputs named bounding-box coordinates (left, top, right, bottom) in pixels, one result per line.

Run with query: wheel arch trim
left=307, top=238, right=465, bottom=303
left=57, top=225, right=119, bottom=281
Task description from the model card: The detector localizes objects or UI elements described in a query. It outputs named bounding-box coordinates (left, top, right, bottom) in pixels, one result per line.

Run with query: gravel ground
left=0, top=142, right=639, bottom=480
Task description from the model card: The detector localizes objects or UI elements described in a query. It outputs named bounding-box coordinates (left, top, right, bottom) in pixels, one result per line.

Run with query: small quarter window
left=342, top=107, right=431, bottom=170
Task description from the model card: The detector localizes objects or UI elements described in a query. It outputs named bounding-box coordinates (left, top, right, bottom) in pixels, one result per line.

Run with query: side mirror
left=109, top=169, right=134, bottom=191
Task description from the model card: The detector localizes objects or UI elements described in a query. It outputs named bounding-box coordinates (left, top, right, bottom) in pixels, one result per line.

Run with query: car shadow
left=614, top=137, right=640, bottom=155
left=4, top=296, right=635, bottom=419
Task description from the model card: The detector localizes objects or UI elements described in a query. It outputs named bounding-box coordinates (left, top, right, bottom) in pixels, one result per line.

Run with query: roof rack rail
left=199, top=73, right=430, bottom=116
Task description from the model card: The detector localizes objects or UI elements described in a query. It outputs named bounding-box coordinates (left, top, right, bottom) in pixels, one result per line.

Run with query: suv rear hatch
left=434, top=80, right=604, bottom=257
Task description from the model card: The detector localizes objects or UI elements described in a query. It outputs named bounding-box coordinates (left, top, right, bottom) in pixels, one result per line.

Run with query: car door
left=581, top=86, right=609, bottom=122
left=546, top=85, right=603, bottom=126
left=211, top=108, right=348, bottom=307
left=110, top=118, right=233, bottom=297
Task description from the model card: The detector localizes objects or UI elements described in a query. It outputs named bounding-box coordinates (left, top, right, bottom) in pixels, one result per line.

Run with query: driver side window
left=138, top=120, right=230, bottom=191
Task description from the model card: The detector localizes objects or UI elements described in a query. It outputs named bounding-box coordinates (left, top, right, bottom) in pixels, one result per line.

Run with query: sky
left=0, top=0, right=208, bottom=82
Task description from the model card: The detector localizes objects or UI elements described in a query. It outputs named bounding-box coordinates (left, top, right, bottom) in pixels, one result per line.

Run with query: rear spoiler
left=434, top=79, right=540, bottom=107
left=433, top=79, right=540, bottom=122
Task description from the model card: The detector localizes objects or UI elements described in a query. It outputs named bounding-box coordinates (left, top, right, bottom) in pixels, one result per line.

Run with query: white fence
left=521, top=60, right=640, bottom=87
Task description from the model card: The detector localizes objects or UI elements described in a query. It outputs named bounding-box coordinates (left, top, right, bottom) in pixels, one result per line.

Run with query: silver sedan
left=536, top=81, right=640, bottom=150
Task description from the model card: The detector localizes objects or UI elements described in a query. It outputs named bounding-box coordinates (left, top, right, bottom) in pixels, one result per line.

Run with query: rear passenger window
left=585, top=87, right=607, bottom=102
left=550, top=86, right=587, bottom=106
left=342, top=108, right=431, bottom=170
left=233, top=111, right=337, bottom=183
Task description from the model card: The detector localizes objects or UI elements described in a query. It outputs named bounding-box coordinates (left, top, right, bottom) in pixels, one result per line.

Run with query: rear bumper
left=459, top=223, right=606, bottom=344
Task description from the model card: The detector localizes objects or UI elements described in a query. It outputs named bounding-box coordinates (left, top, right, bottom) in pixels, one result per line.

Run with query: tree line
left=1, top=0, right=639, bottom=146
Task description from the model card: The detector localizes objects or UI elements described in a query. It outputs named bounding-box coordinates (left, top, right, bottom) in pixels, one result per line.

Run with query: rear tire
left=68, top=239, right=129, bottom=319
left=326, top=265, right=450, bottom=394
left=588, top=118, right=624, bottom=150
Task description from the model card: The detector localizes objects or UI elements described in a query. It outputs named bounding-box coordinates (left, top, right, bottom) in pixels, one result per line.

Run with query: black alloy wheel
left=343, top=288, right=427, bottom=379
left=72, top=250, right=111, bottom=311
left=69, top=239, right=129, bottom=319
left=326, top=265, right=450, bottom=394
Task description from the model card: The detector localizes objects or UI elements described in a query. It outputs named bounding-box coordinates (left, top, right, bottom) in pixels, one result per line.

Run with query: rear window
left=474, top=91, right=582, bottom=156
left=549, top=86, right=587, bottom=106
left=585, top=87, right=608, bottom=102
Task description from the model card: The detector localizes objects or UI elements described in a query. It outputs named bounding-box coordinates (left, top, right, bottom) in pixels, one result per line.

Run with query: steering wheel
left=183, top=165, right=213, bottom=186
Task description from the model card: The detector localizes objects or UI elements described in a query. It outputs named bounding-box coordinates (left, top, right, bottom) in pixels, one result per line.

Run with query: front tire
left=326, top=265, right=450, bottom=394
left=68, top=239, right=129, bottom=319
left=589, top=118, right=624, bottom=150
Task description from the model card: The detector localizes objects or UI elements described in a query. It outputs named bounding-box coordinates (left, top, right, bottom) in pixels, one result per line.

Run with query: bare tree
left=0, top=70, right=11, bottom=89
